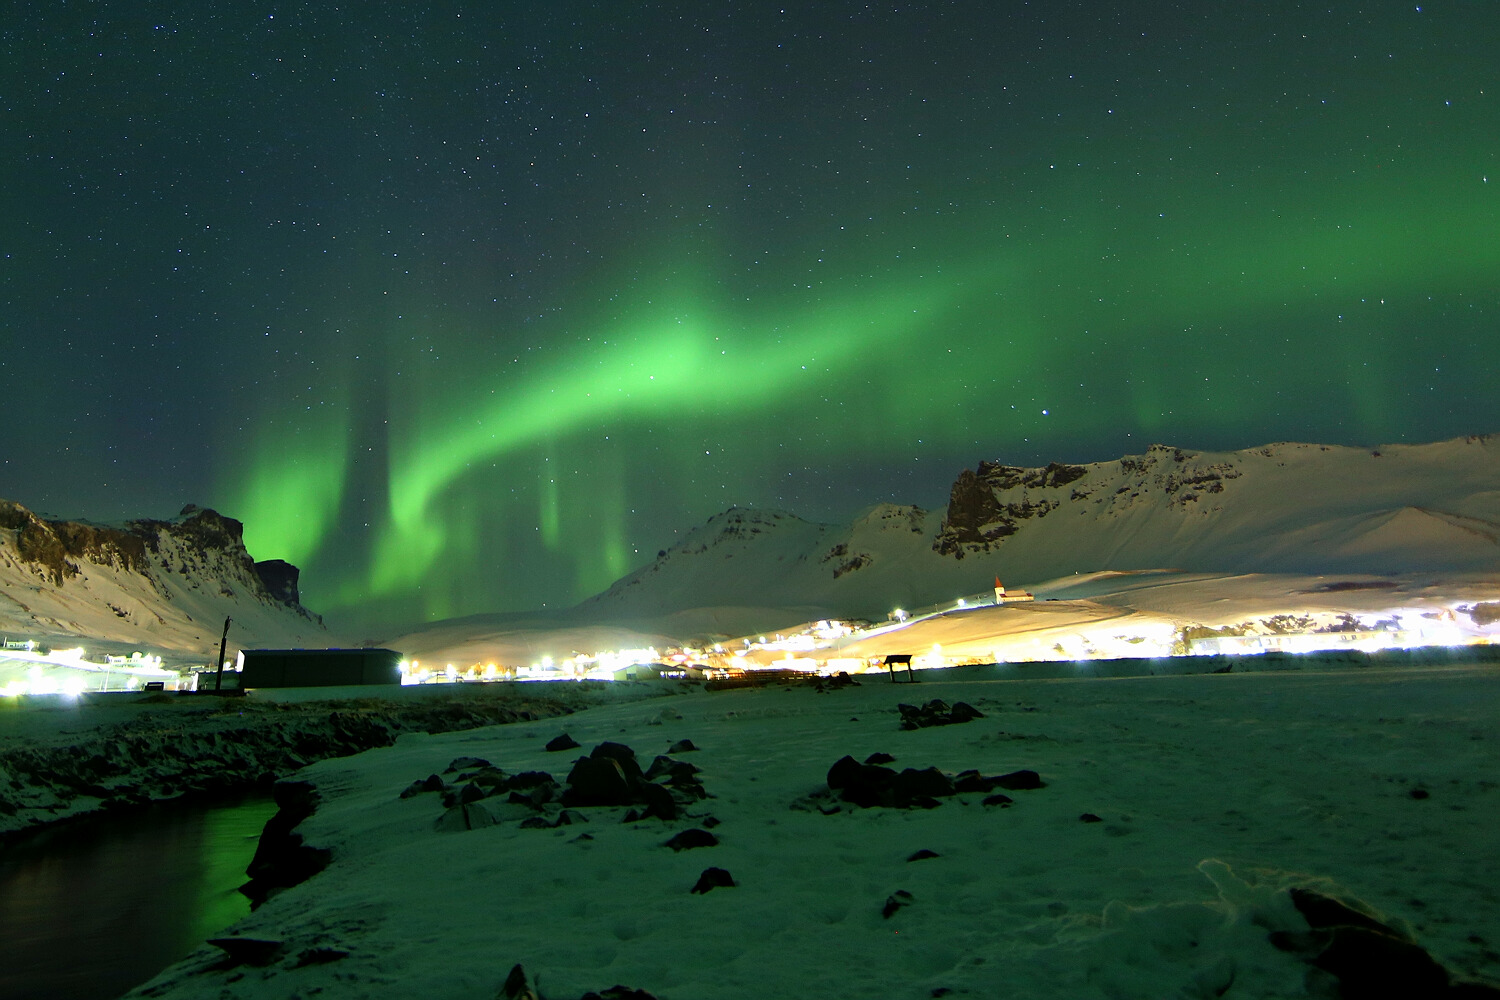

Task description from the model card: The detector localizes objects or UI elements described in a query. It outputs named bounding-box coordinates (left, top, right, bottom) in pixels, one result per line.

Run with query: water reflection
left=0, top=793, right=277, bottom=1000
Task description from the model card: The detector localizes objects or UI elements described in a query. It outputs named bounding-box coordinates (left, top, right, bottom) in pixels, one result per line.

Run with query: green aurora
left=230, top=153, right=1498, bottom=625
left=4, top=3, right=1495, bottom=630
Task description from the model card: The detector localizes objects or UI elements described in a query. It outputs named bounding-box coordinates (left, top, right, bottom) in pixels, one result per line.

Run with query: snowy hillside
left=0, top=500, right=327, bottom=659
left=582, top=436, right=1500, bottom=622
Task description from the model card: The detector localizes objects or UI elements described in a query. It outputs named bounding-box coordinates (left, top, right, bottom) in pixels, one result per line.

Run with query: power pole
left=213, top=617, right=232, bottom=692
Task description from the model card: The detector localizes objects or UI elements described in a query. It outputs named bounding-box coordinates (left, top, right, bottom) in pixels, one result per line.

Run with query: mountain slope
left=0, top=501, right=326, bottom=659
left=581, top=436, right=1500, bottom=622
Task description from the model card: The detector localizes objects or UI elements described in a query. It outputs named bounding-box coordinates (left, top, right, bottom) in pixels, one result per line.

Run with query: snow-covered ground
left=125, top=661, right=1500, bottom=999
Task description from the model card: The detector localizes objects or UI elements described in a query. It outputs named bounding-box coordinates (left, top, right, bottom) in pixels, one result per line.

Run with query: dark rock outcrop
left=664, top=828, right=719, bottom=852
left=1271, top=887, right=1500, bottom=998
left=897, top=700, right=985, bottom=730
left=691, top=867, right=736, bottom=894
left=241, top=780, right=332, bottom=906
left=821, top=755, right=1040, bottom=810
left=253, top=558, right=301, bottom=605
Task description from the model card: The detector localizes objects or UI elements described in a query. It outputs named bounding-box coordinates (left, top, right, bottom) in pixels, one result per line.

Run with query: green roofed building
left=239, top=648, right=403, bottom=688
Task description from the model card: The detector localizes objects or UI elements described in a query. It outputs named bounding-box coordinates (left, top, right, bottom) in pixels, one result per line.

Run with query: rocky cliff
left=0, top=500, right=325, bottom=656
left=581, top=436, right=1500, bottom=623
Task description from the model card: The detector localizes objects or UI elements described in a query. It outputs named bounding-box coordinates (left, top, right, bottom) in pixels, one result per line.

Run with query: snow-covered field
left=126, top=662, right=1500, bottom=999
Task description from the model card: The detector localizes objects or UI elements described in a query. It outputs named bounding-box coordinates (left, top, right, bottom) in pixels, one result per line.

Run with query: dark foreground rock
left=691, top=867, right=736, bottom=894
left=897, top=699, right=985, bottom=730
left=240, top=780, right=332, bottom=907
left=1272, top=887, right=1500, bottom=998
left=822, top=755, right=1038, bottom=810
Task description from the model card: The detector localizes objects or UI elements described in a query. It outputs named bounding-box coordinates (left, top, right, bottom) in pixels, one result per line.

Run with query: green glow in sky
left=233, top=150, right=1497, bottom=624
left=7, top=3, right=1494, bottom=629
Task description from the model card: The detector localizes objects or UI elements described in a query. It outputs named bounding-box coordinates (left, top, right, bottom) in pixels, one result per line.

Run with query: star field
left=2, top=3, right=1496, bottom=629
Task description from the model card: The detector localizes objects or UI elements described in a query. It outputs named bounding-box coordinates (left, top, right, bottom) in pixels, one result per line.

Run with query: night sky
left=3, top=3, right=1496, bottom=631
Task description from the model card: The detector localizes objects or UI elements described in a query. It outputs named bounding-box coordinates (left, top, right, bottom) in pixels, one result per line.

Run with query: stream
left=0, top=793, right=277, bottom=1000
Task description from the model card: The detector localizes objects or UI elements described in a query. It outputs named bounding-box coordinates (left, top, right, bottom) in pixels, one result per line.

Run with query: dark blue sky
left=3, top=2, right=1496, bottom=629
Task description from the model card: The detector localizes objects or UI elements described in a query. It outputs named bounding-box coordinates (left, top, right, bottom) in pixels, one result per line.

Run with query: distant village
left=3, top=577, right=1494, bottom=696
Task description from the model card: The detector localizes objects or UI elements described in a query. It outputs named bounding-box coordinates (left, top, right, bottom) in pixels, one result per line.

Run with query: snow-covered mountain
left=582, top=436, right=1500, bottom=622
left=0, top=500, right=326, bottom=659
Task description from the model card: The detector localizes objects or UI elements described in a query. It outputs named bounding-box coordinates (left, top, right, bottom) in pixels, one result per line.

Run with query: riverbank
left=0, top=682, right=678, bottom=838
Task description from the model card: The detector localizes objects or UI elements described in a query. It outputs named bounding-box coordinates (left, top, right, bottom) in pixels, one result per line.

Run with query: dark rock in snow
left=291, top=947, right=350, bottom=968
left=637, top=781, right=679, bottom=820
left=701, top=815, right=721, bottom=828
left=907, top=849, right=941, bottom=862
left=838, top=764, right=899, bottom=809
left=981, top=794, right=1014, bottom=807
left=1273, top=886, right=1472, bottom=999
left=1080, top=813, right=1104, bottom=823
left=545, top=733, right=581, bottom=752
left=582, top=986, right=660, bottom=1000
left=241, top=780, right=332, bottom=907
left=897, top=699, right=986, bottom=730
left=882, top=889, right=914, bottom=918
left=564, top=756, right=636, bottom=806
left=691, top=867, right=736, bottom=893
left=507, top=770, right=559, bottom=789
left=507, top=781, right=558, bottom=810
left=1410, top=787, right=1431, bottom=800
left=208, top=936, right=286, bottom=968
left=399, top=773, right=447, bottom=798
left=993, top=769, right=1045, bottom=790
left=864, top=752, right=897, bottom=765
left=665, top=828, right=719, bottom=851
left=644, top=755, right=701, bottom=783
left=435, top=801, right=496, bottom=832
left=827, top=755, right=960, bottom=809
left=826, top=755, right=864, bottom=791
left=667, top=738, right=699, bottom=753
left=502, top=963, right=538, bottom=1000
left=519, top=809, right=588, bottom=830
left=470, top=767, right=511, bottom=790
left=895, top=767, right=955, bottom=801
left=1312, top=924, right=1450, bottom=997
left=444, top=756, right=490, bottom=773
left=589, top=741, right=643, bottom=774
left=1288, top=887, right=1395, bottom=934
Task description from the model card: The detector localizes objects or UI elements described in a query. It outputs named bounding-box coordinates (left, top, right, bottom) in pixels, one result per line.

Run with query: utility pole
left=213, top=617, right=232, bottom=692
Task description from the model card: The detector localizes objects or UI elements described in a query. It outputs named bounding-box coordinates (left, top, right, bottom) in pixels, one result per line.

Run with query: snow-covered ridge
left=0, top=499, right=326, bottom=659
left=582, top=436, right=1500, bottom=623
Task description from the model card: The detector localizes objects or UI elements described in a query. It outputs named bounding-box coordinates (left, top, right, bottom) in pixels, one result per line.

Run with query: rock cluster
left=502, top=961, right=661, bottom=1000
left=819, top=754, right=1043, bottom=810
left=404, top=741, right=709, bottom=832
left=896, top=699, right=984, bottom=730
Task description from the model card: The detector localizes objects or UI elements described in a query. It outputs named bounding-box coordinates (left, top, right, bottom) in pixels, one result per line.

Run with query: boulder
left=434, top=801, right=497, bottom=832
left=665, top=828, right=719, bottom=852
left=563, top=756, right=635, bottom=806
left=691, top=867, right=736, bottom=894
left=993, top=769, right=1044, bottom=790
